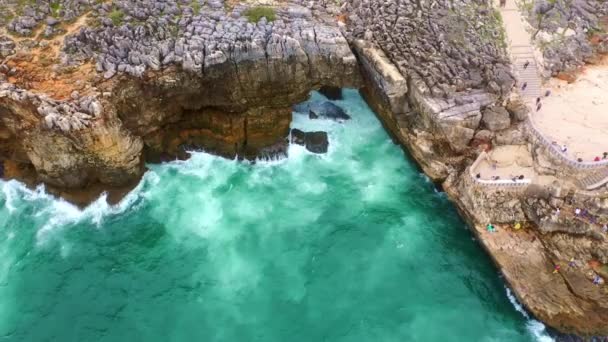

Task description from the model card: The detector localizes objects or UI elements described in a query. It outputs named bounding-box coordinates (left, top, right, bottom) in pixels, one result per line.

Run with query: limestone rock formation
left=520, top=0, right=608, bottom=75
left=1, top=0, right=607, bottom=337
left=482, top=106, right=511, bottom=131
left=344, top=0, right=608, bottom=336
left=291, top=128, right=329, bottom=154
left=0, top=0, right=360, bottom=203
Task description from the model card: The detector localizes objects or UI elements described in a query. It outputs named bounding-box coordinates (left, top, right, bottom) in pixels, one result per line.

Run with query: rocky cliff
left=344, top=0, right=608, bottom=336
left=1, top=0, right=607, bottom=336
left=518, top=0, right=608, bottom=77
left=0, top=0, right=359, bottom=204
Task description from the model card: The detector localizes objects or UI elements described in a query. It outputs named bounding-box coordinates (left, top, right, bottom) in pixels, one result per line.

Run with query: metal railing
left=468, top=152, right=532, bottom=188
left=526, top=118, right=608, bottom=169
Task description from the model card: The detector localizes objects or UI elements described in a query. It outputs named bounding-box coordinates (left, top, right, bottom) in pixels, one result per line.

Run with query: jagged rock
left=344, top=0, right=514, bottom=95
left=0, top=36, right=16, bottom=58
left=495, top=127, right=526, bottom=145
left=521, top=0, right=608, bottom=75
left=506, top=97, right=529, bottom=121
left=309, top=102, right=351, bottom=121
left=291, top=128, right=307, bottom=146
left=441, top=124, right=475, bottom=152
left=305, top=131, right=329, bottom=154
left=475, top=129, right=494, bottom=141
left=291, top=128, right=329, bottom=154
left=482, top=106, right=511, bottom=131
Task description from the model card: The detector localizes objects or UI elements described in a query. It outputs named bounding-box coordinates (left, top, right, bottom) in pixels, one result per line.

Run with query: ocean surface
left=0, top=90, right=553, bottom=341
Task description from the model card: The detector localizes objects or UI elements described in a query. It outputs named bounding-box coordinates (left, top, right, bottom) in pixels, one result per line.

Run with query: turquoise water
left=0, top=90, right=552, bottom=341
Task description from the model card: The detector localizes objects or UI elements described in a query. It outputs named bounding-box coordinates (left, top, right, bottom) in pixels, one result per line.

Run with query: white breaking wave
left=505, top=287, right=555, bottom=342
left=0, top=173, right=150, bottom=247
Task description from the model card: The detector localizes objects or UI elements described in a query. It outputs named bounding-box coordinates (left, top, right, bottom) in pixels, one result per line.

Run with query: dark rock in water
left=293, top=102, right=310, bottom=114
left=291, top=129, right=329, bottom=154
left=318, top=86, right=343, bottom=100
left=291, top=128, right=307, bottom=146
left=309, top=102, right=350, bottom=122
left=305, top=131, right=329, bottom=154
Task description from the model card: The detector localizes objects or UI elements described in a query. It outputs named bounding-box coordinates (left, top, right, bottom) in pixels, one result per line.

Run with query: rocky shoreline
left=347, top=0, right=608, bottom=336
left=0, top=0, right=360, bottom=204
left=1, top=0, right=607, bottom=337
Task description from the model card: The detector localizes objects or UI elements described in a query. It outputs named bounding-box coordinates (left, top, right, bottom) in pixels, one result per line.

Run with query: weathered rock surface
left=0, top=0, right=360, bottom=204
left=308, top=102, right=351, bottom=121
left=520, top=0, right=608, bottom=75
left=350, top=8, right=608, bottom=334
left=482, top=106, right=511, bottom=131
left=291, top=128, right=329, bottom=154
left=344, top=0, right=515, bottom=97
left=1, top=0, right=607, bottom=337
left=0, top=82, right=143, bottom=202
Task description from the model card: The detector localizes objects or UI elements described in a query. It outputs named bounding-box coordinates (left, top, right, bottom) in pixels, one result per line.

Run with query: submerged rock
left=309, top=102, right=351, bottom=122
left=291, top=129, right=329, bottom=154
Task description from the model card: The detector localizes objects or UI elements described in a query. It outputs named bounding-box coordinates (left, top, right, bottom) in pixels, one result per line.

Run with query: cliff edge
left=0, top=0, right=360, bottom=204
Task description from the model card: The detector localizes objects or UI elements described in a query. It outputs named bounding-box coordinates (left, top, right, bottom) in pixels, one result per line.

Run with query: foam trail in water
left=505, top=287, right=554, bottom=342
left=0, top=170, right=154, bottom=247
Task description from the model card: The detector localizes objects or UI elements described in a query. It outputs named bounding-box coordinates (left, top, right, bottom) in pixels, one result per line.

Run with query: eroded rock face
left=344, top=0, right=515, bottom=97
left=0, top=0, right=360, bottom=202
left=350, top=6, right=608, bottom=334
left=0, top=83, right=143, bottom=192
left=520, top=0, right=608, bottom=75
left=291, top=128, right=329, bottom=154
left=482, top=106, right=511, bottom=131
left=308, top=102, right=351, bottom=122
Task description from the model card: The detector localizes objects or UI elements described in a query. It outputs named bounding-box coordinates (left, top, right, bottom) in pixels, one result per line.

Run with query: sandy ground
left=533, top=60, right=608, bottom=162
left=474, top=145, right=536, bottom=180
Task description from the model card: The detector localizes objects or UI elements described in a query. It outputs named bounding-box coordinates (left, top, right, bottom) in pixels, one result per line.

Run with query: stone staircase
left=510, top=45, right=543, bottom=101
left=578, top=168, right=608, bottom=190
left=497, top=1, right=544, bottom=102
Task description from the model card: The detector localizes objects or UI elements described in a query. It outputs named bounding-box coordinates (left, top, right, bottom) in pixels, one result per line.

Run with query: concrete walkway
left=495, top=0, right=608, bottom=190
left=497, top=0, right=543, bottom=101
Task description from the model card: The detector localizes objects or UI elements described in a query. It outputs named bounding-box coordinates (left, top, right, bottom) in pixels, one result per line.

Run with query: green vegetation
left=191, top=1, right=201, bottom=16
left=490, top=9, right=508, bottom=50
left=50, top=1, right=62, bottom=18
left=244, top=6, right=276, bottom=23
left=109, top=8, right=124, bottom=26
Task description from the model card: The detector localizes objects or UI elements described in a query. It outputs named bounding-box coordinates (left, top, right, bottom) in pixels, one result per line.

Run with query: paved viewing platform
left=476, top=0, right=608, bottom=190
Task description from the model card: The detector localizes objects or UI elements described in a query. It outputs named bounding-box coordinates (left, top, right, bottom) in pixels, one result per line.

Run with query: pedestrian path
left=578, top=168, right=608, bottom=190
left=493, top=0, right=608, bottom=191
left=497, top=0, right=543, bottom=101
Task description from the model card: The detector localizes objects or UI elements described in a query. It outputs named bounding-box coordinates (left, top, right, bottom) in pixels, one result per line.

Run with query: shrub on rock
left=244, top=6, right=276, bottom=23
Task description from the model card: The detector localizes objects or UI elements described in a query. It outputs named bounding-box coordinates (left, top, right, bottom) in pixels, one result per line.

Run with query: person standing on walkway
left=523, top=60, right=530, bottom=69
left=500, top=0, right=506, bottom=7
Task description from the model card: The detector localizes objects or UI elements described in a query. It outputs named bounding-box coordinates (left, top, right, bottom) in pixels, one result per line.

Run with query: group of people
left=486, top=213, right=606, bottom=286
left=551, top=141, right=608, bottom=163
left=511, top=175, right=525, bottom=182
left=553, top=262, right=605, bottom=286
left=573, top=207, right=608, bottom=234
left=520, top=60, right=551, bottom=113
left=474, top=173, right=525, bottom=182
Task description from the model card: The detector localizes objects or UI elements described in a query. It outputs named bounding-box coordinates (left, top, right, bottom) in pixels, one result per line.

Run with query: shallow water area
left=0, top=90, right=552, bottom=341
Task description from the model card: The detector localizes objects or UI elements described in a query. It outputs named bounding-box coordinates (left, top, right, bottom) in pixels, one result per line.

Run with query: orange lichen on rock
left=3, top=13, right=97, bottom=100
left=6, top=54, right=97, bottom=100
